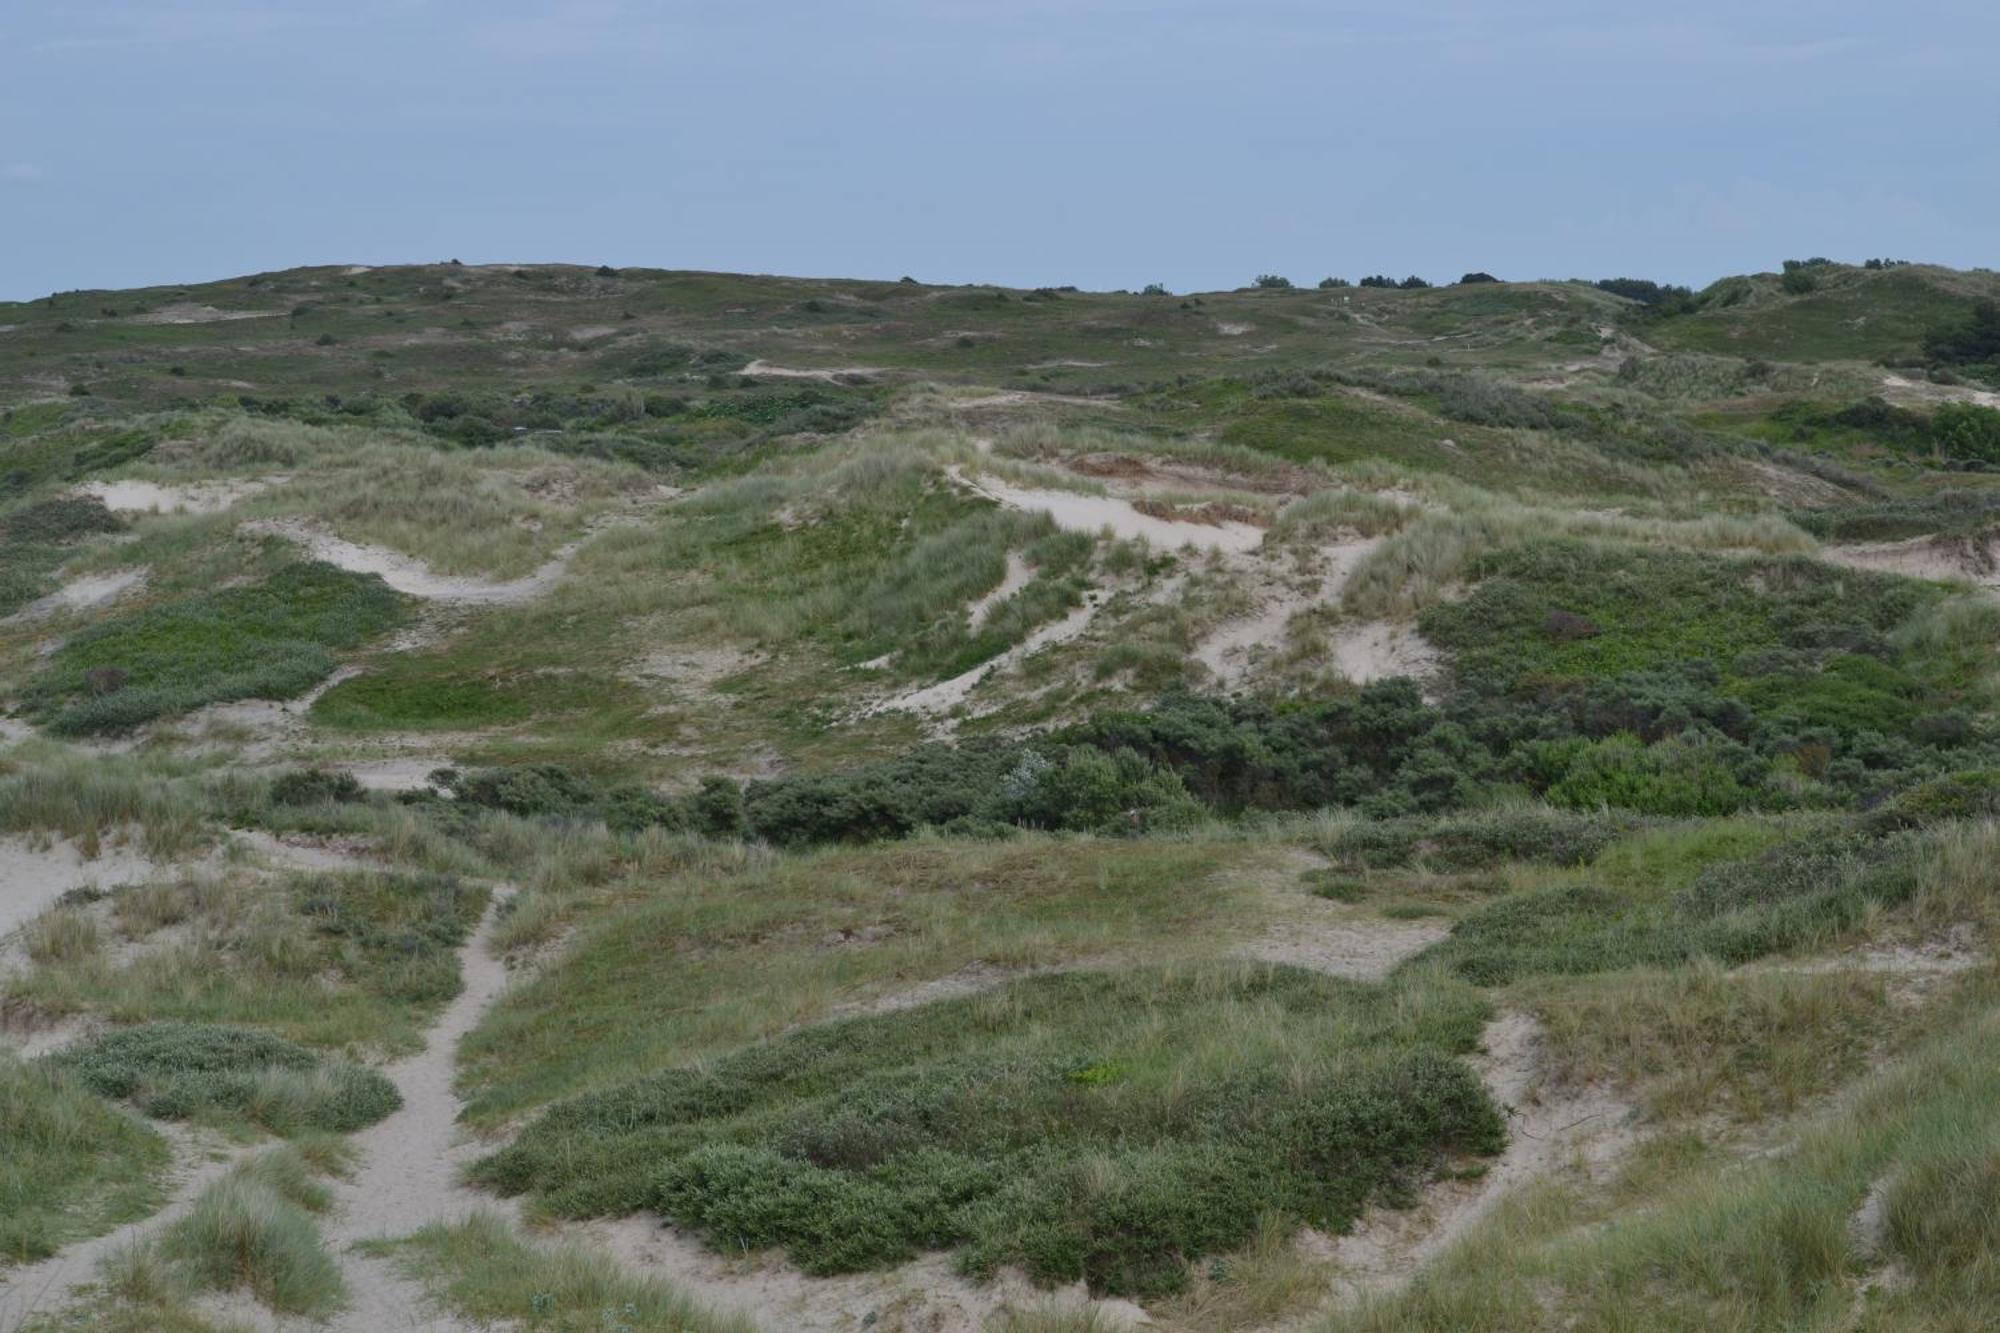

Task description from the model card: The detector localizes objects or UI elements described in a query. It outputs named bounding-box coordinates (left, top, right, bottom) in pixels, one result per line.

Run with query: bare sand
left=81, top=477, right=276, bottom=515
left=242, top=519, right=587, bottom=605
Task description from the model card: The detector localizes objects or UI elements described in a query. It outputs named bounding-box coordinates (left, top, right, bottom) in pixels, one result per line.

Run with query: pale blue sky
left=4, top=1, right=1995, bottom=300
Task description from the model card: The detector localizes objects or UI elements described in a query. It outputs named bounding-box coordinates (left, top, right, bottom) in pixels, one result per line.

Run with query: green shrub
left=1922, top=298, right=2000, bottom=369
left=269, top=767, right=364, bottom=806
left=26, top=562, right=404, bottom=734
left=1326, top=808, right=1630, bottom=871
left=1545, top=732, right=1766, bottom=817
left=1864, top=769, right=2000, bottom=832
left=473, top=966, right=1499, bottom=1297
left=1932, top=401, right=2000, bottom=465
left=58, top=1023, right=400, bottom=1134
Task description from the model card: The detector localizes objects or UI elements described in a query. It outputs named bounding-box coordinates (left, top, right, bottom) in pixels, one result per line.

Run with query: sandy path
left=588, top=1218, right=1148, bottom=1333
left=1317, top=1011, right=1632, bottom=1305
left=956, top=469, right=1264, bottom=553
left=242, top=519, right=588, bottom=605
left=322, top=893, right=515, bottom=1333
left=965, top=552, right=1033, bottom=632
left=876, top=591, right=1105, bottom=716
left=740, top=359, right=881, bottom=382
left=1880, top=373, right=2000, bottom=410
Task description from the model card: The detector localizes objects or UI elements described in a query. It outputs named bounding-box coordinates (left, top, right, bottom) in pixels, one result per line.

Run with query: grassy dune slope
left=4, top=258, right=2000, bottom=1330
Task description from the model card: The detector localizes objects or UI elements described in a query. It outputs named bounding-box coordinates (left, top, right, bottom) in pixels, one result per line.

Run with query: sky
left=3, top=1, right=1996, bottom=301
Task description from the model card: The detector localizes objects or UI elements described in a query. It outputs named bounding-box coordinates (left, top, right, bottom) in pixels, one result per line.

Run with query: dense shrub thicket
left=1922, top=299, right=2000, bottom=374
left=471, top=966, right=1501, bottom=1297
left=410, top=541, right=1997, bottom=845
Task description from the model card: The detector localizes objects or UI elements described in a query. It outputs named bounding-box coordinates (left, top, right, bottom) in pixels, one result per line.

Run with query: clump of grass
left=253, top=438, right=647, bottom=577
left=22, top=904, right=104, bottom=966
left=1526, top=964, right=1893, bottom=1121
left=147, top=1147, right=345, bottom=1317
left=474, top=964, right=1499, bottom=1299
left=268, top=767, right=364, bottom=806
left=372, top=1210, right=750, bottom=1333
left=25, top=561, right=405, bottom=735
left=0, top=750, right=214, bottom=858
left=57, top=1023, right=399, bottom=1134
left=1269, top=487, right=1419, bottom=545
left=1416, top=833, right=1920, bottom=985
left=0, top=1057, right=170, bottom=1265
left=457, top=837, right=1243, bottom=1125
left=15, top=869, right=486, bottom=1053
left=1343, top=504, right=1814, bottom=620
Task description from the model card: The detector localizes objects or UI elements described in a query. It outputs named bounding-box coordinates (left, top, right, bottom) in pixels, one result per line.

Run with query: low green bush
left=269, top=767, right=364, bottom=806
left=472, top=966, right=1499, bottom=1297
left=58, top=1023, right=400, bottom=1134
left=1325, top=807, right=1631, bottom=871
left=26, top=562, right=404, bottom=734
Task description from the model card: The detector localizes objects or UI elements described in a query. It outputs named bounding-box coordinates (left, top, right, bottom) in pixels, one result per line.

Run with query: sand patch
left=1880, top=373, right=2000, bottom=411
left=956, top=469, right=1264, bottom=553
left=965, top=552, right=1034, bottom=632
left=1822, top=532, right=2000, bottom=589
left=81, top=477, right=276, bottom=515
left=128, top=304, right=275, bottom=326
left=340, top=757, right=450, bottom=793
left=242, top=518, right=588, bottom=605
left=0, top=838, right=170, bottom=945
left=1742, top=458, right=1851, bottom=507
left=1331, top=619, right=1443, bottom=686
left=4, top=569, right=146, bottom=623
left=1195, top=538, right=1380, bottom=688
left=741, top=358, right=880, bottom=382
left=875, top=591, right=1105, bottom=717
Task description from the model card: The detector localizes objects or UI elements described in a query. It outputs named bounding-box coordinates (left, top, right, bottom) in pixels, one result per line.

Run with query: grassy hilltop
left=3, top=256, right=2000, bottom=1331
